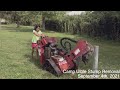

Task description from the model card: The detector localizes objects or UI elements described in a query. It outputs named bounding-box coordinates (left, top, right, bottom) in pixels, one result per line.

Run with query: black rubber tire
left=43, top=60, right=61, bottom=77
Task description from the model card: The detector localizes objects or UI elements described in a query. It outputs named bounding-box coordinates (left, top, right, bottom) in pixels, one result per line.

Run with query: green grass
left=0, top=24, right=120, bottom=79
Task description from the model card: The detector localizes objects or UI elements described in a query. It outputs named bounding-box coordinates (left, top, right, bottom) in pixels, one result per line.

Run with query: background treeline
left=1, top=11, right=120, bottom=41
left=45, top=11, right=120, bottom=41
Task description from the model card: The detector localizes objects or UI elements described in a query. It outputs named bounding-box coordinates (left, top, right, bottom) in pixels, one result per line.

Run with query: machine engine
left=37, top=36, right=94, bottom=76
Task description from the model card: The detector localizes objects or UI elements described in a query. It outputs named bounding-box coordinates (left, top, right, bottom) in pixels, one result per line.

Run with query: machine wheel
left=43, top=59, right=62, bottom=77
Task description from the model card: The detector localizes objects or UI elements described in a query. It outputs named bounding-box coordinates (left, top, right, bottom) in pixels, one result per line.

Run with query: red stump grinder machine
left=37, top=36, right=94, bottom=76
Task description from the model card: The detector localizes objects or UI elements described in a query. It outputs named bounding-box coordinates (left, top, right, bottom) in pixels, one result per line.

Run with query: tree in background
left=0, top=11, right=66, bottom=30
left=1, top=11, right=120, bottom=41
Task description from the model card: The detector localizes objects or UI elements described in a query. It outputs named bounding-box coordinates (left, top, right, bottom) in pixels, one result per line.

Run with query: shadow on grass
left=1, top=25, right=33, bottom=32
left=8, top=28, right=33, bottom=32
left=24, top=54, right=42, bottom=69
left=17, top=28, right=33, bottom=32
left=1, top=26, right=18, bottom=31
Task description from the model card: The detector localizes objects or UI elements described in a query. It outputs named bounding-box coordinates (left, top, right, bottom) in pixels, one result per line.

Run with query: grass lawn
left=0, top=24, right=120, bottom=79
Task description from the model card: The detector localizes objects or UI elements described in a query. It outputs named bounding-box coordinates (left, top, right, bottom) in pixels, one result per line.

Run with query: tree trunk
left=0, top=18, right=1, bottom=30
left=16, top=21, right=20, bottom=28
left=68, top=22, right=69, bottom=33
left=42, top=15, right=45, bottom=30
left=64, top=22, right=67, bottom=32
left=116, top=21, right=119, bottom=41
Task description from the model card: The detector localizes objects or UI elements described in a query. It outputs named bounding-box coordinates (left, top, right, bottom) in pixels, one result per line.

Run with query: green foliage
left=1, top=11, right=120, bottom=41
left=45, top=11, right=120, bottom=41
left=0, top=11, right=66, bottom=26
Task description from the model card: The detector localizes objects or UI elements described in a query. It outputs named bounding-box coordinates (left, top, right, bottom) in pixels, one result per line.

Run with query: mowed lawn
left=0, top=24, right=120, bottom=79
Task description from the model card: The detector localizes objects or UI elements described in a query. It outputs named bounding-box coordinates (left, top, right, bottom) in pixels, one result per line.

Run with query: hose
left=60, top=37, right=77, bottom=52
